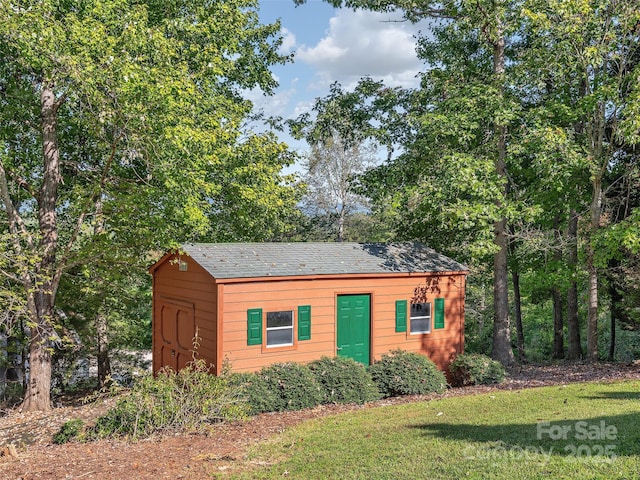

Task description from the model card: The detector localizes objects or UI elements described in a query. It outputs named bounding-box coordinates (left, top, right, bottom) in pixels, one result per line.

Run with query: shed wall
left=219, top=273, right=465, bottom=373
left=151, top=255, right=218, bottom=373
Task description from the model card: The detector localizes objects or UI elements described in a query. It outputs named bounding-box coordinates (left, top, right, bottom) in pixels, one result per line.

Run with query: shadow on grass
left=579, top=391, right=640, bottom=401
left=410, top=412, right=640, bottom=458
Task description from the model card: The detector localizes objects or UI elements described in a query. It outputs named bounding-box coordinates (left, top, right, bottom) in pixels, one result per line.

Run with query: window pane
left=267, top=311, right=293, bottom=328
left=410, top=302, right=431, bottom=334
left=410, top=317, right=431, bottom=334
left=410, top=303, right=431, bottom=318
left=267, top=328, right=293, bottom=347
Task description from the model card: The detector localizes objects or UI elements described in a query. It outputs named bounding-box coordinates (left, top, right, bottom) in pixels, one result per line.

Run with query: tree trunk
left=337, top=206, right=345, bottom=242
left=493, top=217, right=514, bottom=365
left=0, top=333, right=6, bottom=386
left=609, top=309, right=616, bottom=362
left=21, top=331, right=52, bottom=411
left=608, top=266, right=623, bottom=361
left=586, top=178, right=601, bottom=361
left=552, top=287, right=564, bottom=359
left=552, top=216, right=564, bottom=359
left=96, top=312, right=111, bottom=387
left=490, top=32, right=515, bottom=366
left=566, top=210, right=582, bottom=360
left=512, top=269, right=525, bottom=362
left=93, top=199, right=112, bottom=387
left=21, top=84, right=62, bottom=411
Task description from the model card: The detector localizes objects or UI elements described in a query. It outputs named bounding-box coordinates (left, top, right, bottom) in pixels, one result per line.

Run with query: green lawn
left=230, top=380, right=640, bottom=479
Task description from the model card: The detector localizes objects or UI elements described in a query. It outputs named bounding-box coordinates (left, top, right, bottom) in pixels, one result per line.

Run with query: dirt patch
left=1, top=362, right=639, bottom=480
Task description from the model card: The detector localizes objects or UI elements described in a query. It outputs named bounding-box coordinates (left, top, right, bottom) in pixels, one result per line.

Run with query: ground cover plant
left=237, top=380, right=640, bottom=479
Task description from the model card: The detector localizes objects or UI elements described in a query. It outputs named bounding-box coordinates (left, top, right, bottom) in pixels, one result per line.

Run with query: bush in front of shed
left=256, top=362, right=324, bottom=412
left=228, top=371, right=282, bottom=415
left=448, top=353, right=506, bottom=386
left=88, top=360, right=247, bottom=440
left=309, top=356, right=381, bottom=405
left=369, top=349, right=447, bottom=397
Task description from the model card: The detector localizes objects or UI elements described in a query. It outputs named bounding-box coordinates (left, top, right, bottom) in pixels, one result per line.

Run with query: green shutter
left=434, top=298, right=445, bottom=329
left=247, top=308, right=262, bottom=345
left=298, top=305, right=311, bottom=341
left=395, top=300, right=407, bottom=332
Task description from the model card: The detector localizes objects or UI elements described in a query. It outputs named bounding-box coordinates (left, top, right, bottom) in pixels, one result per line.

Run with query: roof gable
left=176, top=242, right=467, bottom=280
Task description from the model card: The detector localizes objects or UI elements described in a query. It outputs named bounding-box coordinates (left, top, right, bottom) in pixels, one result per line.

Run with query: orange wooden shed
left=149, top=243, right=468, bottom=375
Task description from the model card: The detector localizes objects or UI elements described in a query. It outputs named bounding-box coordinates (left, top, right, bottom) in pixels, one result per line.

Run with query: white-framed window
left=410, top=302, right=431, bottom=334
left=266, top=310, right=294, bottom=347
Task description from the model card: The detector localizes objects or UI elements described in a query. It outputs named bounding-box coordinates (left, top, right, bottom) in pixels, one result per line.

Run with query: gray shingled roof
left=181, top=243, right=467, bottom=279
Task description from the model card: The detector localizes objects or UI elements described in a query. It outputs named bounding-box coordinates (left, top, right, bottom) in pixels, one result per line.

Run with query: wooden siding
left=219, top=273, right=465, bottom=373
left=151, top=254, right=218, bottom=373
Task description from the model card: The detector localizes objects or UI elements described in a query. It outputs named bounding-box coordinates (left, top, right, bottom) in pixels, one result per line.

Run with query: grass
left=228, top=380, right=640, bottom=479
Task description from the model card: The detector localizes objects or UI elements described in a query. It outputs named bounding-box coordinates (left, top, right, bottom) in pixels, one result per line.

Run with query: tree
left=0, top=0, right=295, bottom=410
left=301, top=133, right=377, bottom=242
left=521, top=0, right=640, bottom=360
left=288, top=80, right=402, bottom=243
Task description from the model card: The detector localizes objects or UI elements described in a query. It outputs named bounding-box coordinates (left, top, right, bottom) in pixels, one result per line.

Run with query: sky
left=252, top=0, right=430, bottom=158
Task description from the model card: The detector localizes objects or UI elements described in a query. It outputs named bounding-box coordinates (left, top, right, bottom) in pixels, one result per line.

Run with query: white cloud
left=279, top=27, right=297, bottom=55
left=292, top=99, right=314, bottom=117
left=251, top=86, right=298, bottom=118
left=296, top=9, right=426, bottom=90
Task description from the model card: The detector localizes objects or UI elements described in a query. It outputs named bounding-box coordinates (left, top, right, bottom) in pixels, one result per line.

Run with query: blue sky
left=252, top=0, right=430, bottom=157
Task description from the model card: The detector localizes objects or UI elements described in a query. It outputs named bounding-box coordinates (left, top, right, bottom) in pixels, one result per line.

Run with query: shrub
left=449, top=353, right=506, bottom=386
left=53, top=419, right=85, bottom=444
left=309, top=356, right=381, bottom=405
left=256, top=362, right=324, bottom=412
left=89, top=359, right=247, bottom=440
left=368, top=349, right=447, bottom=398
left=228, top=371, right=282, bottom=415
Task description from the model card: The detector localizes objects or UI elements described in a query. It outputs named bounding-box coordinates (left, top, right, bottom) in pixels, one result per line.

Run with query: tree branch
left=0, top=159, right=35, bottom=253
left=0, top=267, right=22, bottom=283
left=5, top=166, right=39, bottom=199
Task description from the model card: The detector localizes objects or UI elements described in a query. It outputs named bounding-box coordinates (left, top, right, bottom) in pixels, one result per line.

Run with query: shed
left=149, top=242, right=468, bottom=375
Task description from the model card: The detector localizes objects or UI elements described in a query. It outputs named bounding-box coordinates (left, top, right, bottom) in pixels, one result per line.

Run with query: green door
left=337, top=294, right=371, bottom=366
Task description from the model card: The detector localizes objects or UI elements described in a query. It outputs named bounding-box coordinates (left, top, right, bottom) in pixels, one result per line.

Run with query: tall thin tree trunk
left=608, top=308, right=616, bottom=362
left=552, top=216, right=564, bottom=359
left=491, top=32, right=515, bottom=366
left=608, top=262, right=622, bottom=362
left=552, top=288, right=565, bottom=359
left=337, top=206, right=345, bottom=242
left=512, top=269, right=525, bottom=362
left=0, top=333, right=6, bottom=386
left=566, top=211, right=582, bottom=360
left=586, top=178, right=602, bottom=361
left=93, top=198, right=112, bottom=387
